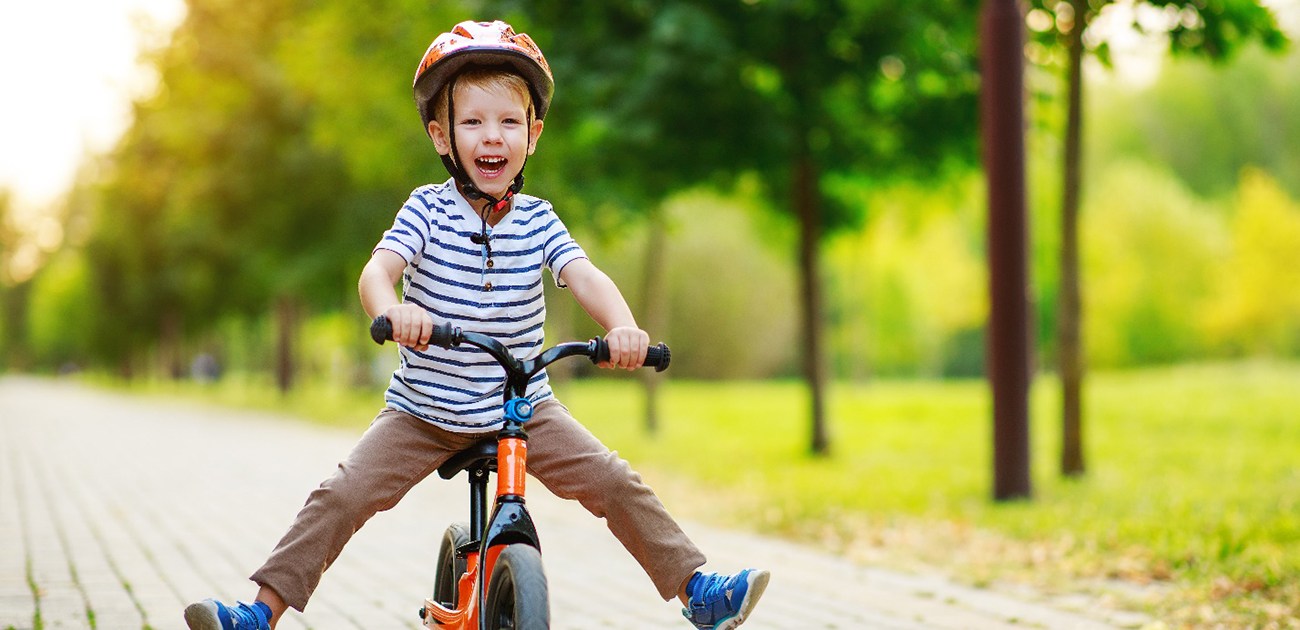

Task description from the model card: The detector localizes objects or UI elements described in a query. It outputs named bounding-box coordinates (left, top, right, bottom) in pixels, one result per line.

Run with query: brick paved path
left=0, top=376, right=1140, bottom=629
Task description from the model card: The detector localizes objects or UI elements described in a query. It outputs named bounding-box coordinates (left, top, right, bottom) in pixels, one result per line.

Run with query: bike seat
left=437, top=438, right=498, bottom=480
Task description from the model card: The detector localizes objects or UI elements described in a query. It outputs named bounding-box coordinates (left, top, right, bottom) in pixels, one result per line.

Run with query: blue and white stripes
left=374, top=180, right=587, bottom=432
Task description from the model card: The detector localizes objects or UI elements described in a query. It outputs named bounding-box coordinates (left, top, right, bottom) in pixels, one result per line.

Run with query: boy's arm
left=359, top=249, right=433, bottom=350
left=558, top=258, right=648, bottom=370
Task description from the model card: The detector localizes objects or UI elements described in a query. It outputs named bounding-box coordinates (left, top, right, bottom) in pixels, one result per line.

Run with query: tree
left=488, top=2, right=778, bottom=432
left=0, top=189, right=30, bottom=370
left=500, top=0, right=982, bottom=455
left=85, top=0, right=353, bottom=384
left=1026, top=0, right=1286, bottom=476
left=74, top=0, right=492, bottom=381
left=1090, top=42, right=1300, bottom=199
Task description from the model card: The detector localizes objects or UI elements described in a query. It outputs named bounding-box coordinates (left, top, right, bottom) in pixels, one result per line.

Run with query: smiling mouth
left=475, top=156, right=507, bottom=176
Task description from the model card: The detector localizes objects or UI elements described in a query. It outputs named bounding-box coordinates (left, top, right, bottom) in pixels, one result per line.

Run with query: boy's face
left=427, top=82, right=544, bottom=202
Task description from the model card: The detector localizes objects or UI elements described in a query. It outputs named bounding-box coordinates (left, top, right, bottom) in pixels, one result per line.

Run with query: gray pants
left=250, top=400, right=706, bottom=611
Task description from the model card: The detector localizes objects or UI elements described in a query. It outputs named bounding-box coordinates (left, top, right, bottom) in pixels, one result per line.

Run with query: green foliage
left=17, top=0, right=1300, bottom=382
left=96, top=156, right=1300, bottom=381
left=82, top=0, right=323, bottom=359
left=1199, top=168, right=1300, bottom=355
left=74, top=0, right=453, bottom=370
left=0, top=188, right=15, bottom=283
left=25, top=253, right=96, bottom=366
left=1147, top=0, right=1289, bottom=58
left=0, top=190, right=13, bottom=361
left=490, top=1, right=763, bottom=220
left=496, top=0, right=982, bottom=232
left=43, top=0, right=988, bottom=384
left=1042, top=161, right=1300, bottom=368
left=554, top=186, right=799, bottom=379
left=1026, top=0, right=1285, bottom=66
left=657, top=190, right=799, bottom=378
left=1090, top=43, right=1300, bottom=198
left=297, top=308, right=382, bottom=389
left=1080, top=160, right=1224, bottom=366
left=276, top=0, right=468, bottom=192
left=826, top=175, right=987, bottom=378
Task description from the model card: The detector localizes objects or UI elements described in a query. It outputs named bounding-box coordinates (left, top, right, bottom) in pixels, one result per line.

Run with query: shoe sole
left=715, top=570, right=770, bottom=630
left=183, top=600, right=223, bottom=630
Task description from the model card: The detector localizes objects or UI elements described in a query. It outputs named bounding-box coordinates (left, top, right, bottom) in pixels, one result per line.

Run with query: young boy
left=183, top=20, right=768, bottom=630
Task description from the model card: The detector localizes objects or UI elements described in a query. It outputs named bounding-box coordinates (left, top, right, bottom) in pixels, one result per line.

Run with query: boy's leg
left=247, top=408, right=483, bottom=612
left=523, top=399, right=707, bottom=601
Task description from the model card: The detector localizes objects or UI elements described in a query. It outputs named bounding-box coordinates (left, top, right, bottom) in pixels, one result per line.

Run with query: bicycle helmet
left=414, top=20, right=554, bottom=130
left=412, top=20, right=554, bottom=242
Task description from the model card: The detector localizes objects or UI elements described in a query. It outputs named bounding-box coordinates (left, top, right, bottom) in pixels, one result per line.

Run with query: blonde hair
left=429, top=66, right=535, bottom=127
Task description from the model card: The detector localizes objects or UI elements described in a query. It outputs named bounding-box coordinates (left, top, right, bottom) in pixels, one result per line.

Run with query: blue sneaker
left=183, top=598, right=272, bottom=630
left=681, top=569, right=770, bottom=629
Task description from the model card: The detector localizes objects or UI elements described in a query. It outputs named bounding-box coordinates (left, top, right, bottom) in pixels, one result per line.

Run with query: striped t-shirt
left=374, top=180, right=588, bottom=432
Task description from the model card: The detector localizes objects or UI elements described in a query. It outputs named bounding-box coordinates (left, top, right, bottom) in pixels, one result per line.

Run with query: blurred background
left=4, top=0, right=1300, bottom=624
left=1, top=0, right=1297, bottom=390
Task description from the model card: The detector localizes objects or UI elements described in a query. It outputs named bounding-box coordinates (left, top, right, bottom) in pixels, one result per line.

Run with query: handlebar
left=369, top=315, right=671, bottom=374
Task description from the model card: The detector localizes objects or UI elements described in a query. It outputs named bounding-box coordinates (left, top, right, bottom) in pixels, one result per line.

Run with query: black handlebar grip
left=593, top=338, right=671, bottom=372
left=370, top=315, right=394, bottom=345
left=430, top=322, right=459, bottom=348
left=381, top=316, right=669, bottom=369
left=372, top=315, right=462, bottom=349
left=644, top=343, right=671, bottom=372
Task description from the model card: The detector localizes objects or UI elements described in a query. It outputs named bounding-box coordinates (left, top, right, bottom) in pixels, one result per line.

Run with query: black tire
left=484, top=544, right=549, bottom=629
left=433, top=522, right=472, bottom=608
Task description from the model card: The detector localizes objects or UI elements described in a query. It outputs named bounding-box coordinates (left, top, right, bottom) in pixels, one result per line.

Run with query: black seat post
left=468, top=466, right=489, bottom=539
left=437, top=438, right=499, bottom=541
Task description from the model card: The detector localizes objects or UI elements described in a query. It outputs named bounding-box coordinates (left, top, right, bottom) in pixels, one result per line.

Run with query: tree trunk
left=0, top=280, right=31, bottom=371
left=275, top=296, right=298, bottom=393
left=981, top=0, right=1033, bottom=500
left=793, top=152, right=830, bottom=457
left=1059, top=0, right=1087, bottom=477
left=160, top=310, right=185, bottom=380
left=639, top=206, right=669, bottom=435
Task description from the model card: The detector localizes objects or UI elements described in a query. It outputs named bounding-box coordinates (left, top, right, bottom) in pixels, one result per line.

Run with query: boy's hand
left=385, top=304, right=434, bottom=351
left=601, top=326, right=649, bottom=371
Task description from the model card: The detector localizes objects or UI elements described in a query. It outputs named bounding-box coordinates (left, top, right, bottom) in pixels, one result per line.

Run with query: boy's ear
left=427, top=120, right=451, bottom=156
left=527, top=118, right=544, bottom=156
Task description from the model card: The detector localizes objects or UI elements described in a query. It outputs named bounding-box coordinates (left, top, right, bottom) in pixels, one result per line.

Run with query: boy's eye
left=459, top=118, right=481, bottom=126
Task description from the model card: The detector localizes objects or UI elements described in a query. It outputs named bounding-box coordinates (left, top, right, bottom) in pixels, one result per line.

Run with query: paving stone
left=0, top=376, right=1142, bottom=629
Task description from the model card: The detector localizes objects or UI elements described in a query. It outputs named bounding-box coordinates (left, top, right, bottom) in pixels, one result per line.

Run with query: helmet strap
left=440, top=72, right=530, bottom=258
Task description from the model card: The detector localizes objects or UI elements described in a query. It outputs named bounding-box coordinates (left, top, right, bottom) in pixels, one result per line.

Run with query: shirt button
left=486, top=259, right=495, bottom=268
left=484, top=282, right=493, bottom=291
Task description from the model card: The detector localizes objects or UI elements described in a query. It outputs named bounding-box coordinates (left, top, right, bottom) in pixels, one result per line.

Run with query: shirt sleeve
left=540, top=206, right=588, bottom=288
left=373, top=191, right=434, bottom=266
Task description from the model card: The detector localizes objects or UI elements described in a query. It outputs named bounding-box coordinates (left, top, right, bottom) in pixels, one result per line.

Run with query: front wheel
left=433, top=522, right=471, bottom=608
left=484, top=544, right=549, bottom=629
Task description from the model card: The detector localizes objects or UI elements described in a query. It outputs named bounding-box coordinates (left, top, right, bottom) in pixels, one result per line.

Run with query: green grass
left=115, top=361, right=1300, bottom=625
left=566, top=362, right=1300, bottom=626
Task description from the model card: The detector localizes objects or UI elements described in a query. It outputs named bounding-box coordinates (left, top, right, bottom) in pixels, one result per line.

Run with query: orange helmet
left=413, top=20, right=554, bottom=130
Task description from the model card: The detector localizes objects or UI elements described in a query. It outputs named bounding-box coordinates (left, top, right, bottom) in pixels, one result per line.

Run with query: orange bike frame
left=421, top=427, right=533, bottom=628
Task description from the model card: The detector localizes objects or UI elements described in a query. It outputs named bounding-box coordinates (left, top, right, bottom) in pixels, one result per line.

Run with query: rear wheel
left=433, top=522, right=471, bottom=607
left=484, top=544, right=549, bottom=629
